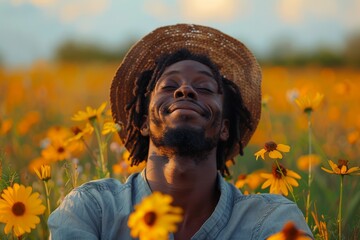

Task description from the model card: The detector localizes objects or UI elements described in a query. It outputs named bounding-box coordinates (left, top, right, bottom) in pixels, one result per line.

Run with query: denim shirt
left=48, top=170, right=313, bottom=240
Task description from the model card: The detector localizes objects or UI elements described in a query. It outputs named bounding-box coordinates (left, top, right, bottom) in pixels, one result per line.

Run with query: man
left=48, top=24, right=313, bottom=239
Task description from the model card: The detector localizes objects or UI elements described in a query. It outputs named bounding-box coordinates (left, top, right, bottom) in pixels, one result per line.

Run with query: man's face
left=145, top=59, right=229, bottom=156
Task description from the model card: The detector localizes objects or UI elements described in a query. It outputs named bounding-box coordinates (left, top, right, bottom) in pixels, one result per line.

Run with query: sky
left=1, top=0, right=360, bottom=67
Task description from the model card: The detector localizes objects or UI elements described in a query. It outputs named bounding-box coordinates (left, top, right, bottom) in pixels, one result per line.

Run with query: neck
left=145, top=142, right=220, bottom=237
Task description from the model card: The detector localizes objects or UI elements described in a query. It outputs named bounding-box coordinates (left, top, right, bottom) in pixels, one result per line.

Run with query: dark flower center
left=272, top=164, right=287, bottom=179
left=337, top=159, right=349, bottom=170
left=144, top=211, right=157, bottom=226
left=304, top=107, right=313, bottom=114
left=264, top=141, right=277, bottom=151
left=12, top=202, right=26, bottom=216
left=88, top=115, right=97, bottom=121
left=282, top=222, right=301, bottom=239
left=71, top=126, right=82, bottom=135
left=57, top=147, right=65, bottom=153
left=237, top=174, right=247, bottom=180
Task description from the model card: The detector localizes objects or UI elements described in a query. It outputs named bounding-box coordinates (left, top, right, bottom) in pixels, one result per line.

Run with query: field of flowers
left=0, top=61, right=359, bottom=239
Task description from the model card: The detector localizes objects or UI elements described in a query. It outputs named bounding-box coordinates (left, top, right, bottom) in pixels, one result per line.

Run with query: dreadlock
left=124, top=48, right=252, bottom=176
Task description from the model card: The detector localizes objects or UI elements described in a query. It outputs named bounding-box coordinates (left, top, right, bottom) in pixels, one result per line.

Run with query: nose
left=174, top=85, right=198, bottom=99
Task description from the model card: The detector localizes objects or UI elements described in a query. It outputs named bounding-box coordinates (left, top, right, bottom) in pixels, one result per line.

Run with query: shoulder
left=235, top=192, right=295, bottom=205
left=225, top=183, right=313, bottom=238
left=75, top=177, right=127, bottom=194
left=72, top=173, right=139, bottom=196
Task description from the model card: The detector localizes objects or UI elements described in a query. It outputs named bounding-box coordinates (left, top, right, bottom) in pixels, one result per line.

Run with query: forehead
left=163, top=60, right=213, bottom=74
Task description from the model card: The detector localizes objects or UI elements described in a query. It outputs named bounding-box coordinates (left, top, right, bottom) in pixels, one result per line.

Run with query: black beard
left=150, top=127, right=218, bottom=158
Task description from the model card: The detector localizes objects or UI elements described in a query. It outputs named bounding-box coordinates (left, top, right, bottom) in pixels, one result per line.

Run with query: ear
left=140, top=115, right=149, bottom=136
left=220, top=119, right=229, bottom=141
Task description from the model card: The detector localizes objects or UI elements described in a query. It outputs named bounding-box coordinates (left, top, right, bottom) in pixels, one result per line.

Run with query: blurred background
left=1, top=0, right=360, bottom=238
left=1, top=0, right=360, bottom=67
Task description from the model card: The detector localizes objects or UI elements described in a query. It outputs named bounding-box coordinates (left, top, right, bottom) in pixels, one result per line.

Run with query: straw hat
left=110, top=23, right=262, bottom=149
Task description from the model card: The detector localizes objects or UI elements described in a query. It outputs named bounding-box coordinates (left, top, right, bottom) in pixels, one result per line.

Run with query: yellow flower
left=255, top=141, right=290, bottom=160
left=0, top=118, right=13, bottom=135
left=128, top=192, right=183, bottom=240
left=296, top=154, right=321, bottom=171
left=67, top=123, right=94, bottom=142
left=235, top=170, right=265, bottom=191
left=261, top=164, right=301, bottom=196
left=28, top=157, right=52, bottom=174
left=71, top=102, right=107, bottom=122
left=41, top=139, right=78, bottom=162
left=261, top=94, right=272, bottom=108
left=17, top=111, right=40, bottom=135
left=347, top=130, right=359, bottom=145
left=295, top=92, right=324, bottom=114
left=0, top=183, right=46, bottom=237
left=102, top=122, right=119, bottom=135
left=321, top=159, right=360, bottom=176
left=46, top=126, right=73, bottom=143
left=34, top=164, right=51, bottom=181
left=267, top=221, right=311, bottom=240
left=112, top=150, right=146, bottom=175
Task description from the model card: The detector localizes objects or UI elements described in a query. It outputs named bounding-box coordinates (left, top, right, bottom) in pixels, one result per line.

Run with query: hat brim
left=110, top=23, right=261, bottom=150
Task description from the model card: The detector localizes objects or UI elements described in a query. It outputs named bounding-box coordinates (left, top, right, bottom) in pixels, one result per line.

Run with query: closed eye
left=197, top=88, right=214, bottom=93
left=161, top=85, right=177, bottom=91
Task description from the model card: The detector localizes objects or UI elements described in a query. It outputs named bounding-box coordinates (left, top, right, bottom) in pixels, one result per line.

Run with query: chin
left=151, top=126, right=218, bottom=157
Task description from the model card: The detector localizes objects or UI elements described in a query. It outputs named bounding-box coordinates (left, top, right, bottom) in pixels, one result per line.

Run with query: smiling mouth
left=166, top=100, right=210, bottom=118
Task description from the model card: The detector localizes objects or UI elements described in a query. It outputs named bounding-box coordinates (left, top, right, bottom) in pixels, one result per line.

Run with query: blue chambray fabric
left=48, top=170, right=313, bottom=240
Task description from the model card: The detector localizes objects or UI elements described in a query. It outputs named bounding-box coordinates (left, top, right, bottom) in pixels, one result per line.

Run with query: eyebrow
left=161, top=70, right=215, bottom=79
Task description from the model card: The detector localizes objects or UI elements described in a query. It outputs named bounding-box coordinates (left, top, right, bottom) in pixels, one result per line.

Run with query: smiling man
left=48, top=24, right=313, bottom=239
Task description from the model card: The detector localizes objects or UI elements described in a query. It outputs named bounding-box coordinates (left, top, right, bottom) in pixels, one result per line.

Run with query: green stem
left=338, top=175, right=343, bottom=240
left=91, top=119, right=108, bottom=178
left=44, top=181, right=51, bottom=217
left=305, top=111, right=312, bottom=224
left=82, top=138, right=99, bottom=166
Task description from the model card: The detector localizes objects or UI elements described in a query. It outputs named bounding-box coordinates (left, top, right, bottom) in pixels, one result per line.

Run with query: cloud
left=11, top=0, right=57, bottom=7
left=10, top=0, right=110, bottom=23
left=143, top=0, right=174, bottom=20
left=143, top=0, right=246, bottom=22
left=58, top=0, right=110, bottom=22
left=342, top=0, right=360, bottom=29
left=180, top=0, right=240, bottom=22
left=276, top=0, right=305, bottom=24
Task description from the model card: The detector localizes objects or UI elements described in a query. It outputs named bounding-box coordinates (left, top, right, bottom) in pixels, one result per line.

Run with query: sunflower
left=321, top=159, right=360, bottom=176
left=0, top=183, right=46, bottom=237
left=296, top=154, right=321, bottom=171
left=128, top=192, right=183, bottom=240
left=255, top=141, right=290, bottom=160
left=261, top=164, right=301, bottom=196
left=267, top=221, right=311, bottom=240
left=34, top=164, right=51, bottom=181
left=294, top=92, right=324, bottom=114
left=71, top=102, right=107, bottom=122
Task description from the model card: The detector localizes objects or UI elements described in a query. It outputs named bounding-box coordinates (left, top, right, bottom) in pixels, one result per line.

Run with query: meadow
left=0, top=61, right=359, bottom=239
